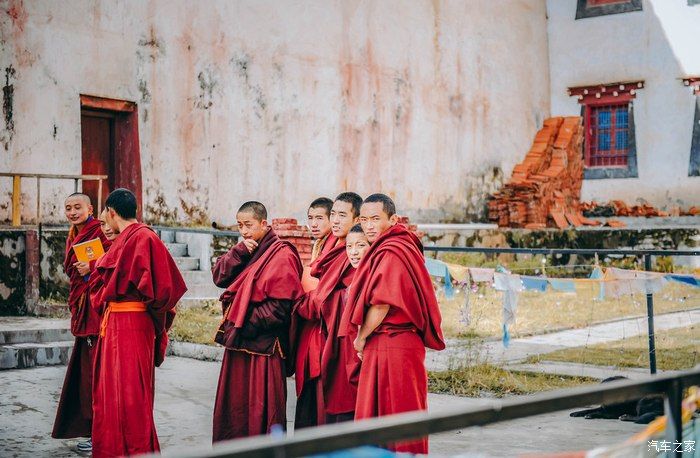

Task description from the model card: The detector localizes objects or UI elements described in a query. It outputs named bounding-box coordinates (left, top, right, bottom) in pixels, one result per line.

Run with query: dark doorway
left=79, top=95, right=142, bottom=219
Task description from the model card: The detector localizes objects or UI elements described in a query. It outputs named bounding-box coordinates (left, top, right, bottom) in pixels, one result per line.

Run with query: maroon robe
left=212, top=229, right=303, bottom=442
left=340, top=224, right=445, bottom=454
left=52, top=217, right=111, bottom=439
left=311, top=242, right=358, bottom=422
left=90, top=223, right=186, bottom=458
left=292, top=234, right=337, bottom=429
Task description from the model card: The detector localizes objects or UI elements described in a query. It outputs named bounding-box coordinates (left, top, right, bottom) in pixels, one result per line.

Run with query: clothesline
left=424, top=257, right=699, bottom=348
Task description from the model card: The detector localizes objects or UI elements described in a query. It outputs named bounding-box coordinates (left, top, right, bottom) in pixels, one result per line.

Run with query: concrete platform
left=0, top=356, right=646, bottom=457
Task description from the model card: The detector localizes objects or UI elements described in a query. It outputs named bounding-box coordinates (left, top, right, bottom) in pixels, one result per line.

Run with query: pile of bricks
left=272, top=218, right=313, bottom=265
left=396, top=215, right=424, bottom=238
left=582, top=201, right=700, bottom=218
left=487, top=117, right=593, bottom=229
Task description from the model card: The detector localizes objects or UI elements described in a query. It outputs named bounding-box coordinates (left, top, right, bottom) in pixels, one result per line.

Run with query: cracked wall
left=1, top=0, right=550, bottom=224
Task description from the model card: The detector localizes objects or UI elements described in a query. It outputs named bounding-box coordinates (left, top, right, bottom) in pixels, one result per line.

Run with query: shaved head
left=237, top=201, right=267, bottom=221
left=65, top=193, right=91, bottom=205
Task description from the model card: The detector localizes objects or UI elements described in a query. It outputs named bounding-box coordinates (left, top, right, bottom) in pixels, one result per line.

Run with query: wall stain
left=2, top=65, right=16, bottom=150
left=138, top=26, right=165, bottom=61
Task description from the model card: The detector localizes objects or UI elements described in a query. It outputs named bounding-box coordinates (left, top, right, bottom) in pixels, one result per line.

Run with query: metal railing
left=423, top=245, right=700, bottom=375
left=0, top=172, right=108, bottom=226
left=156, top=368, right=700, bottom=458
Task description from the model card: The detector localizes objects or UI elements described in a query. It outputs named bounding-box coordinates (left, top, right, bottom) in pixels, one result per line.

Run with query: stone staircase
left=0, top=317, right=73, bottom=370
left=159, top=230, right=224, bottom=308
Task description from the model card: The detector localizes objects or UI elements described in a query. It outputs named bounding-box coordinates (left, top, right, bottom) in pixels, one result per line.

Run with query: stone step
left=174, top=256, right=200, bottom=271
left=181, top=270, right=214, bottom=285
left=166, top=242, right=188, bottom=257
left=159, top=230, right=176, bottom=243
left=0, top=341, right=73, bottom=370
left=182, top=283, right=223, bottom=299
left=0, top=317, right=72, bottom=344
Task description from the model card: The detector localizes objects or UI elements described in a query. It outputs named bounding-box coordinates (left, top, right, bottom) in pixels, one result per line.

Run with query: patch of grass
left=437, top=281, right=700, bottom=340
left=428, top=364, right=596, bottom=397
left=526, top=325, right=700, bottom=371
left=170, top=301, right=222, bottom=346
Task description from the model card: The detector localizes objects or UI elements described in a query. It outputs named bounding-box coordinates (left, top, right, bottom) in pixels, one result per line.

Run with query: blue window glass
left=598, top=110, right=611, bottom=128
left=615, top=130, right=627, bottom=149
left=616, top=108, right=628, bottom=127
left=598, top=131, right=611, bottom=150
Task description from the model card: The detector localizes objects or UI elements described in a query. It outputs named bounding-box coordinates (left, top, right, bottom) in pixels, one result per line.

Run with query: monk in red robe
left=52, top=193, right=112, bottom=453
left=292, top=197, right=335, bottom=429
left=294, top=192, right=363, bottom=427
left=90, top=188, right=187, bottom=458
left=307, top=196, right=334, bottom=262
left=341, top=193, right=445, bottom=454
left=212, top=201, right=303, bottom=442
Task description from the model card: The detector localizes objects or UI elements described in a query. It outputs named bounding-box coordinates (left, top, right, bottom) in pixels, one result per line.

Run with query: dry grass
left=169, top=301, right=222, bottom=345
left=527, top=325, right=700, bottom=371
left=438, top=281, right=699, bottom=339
left=428, top=364, right=596, bottom=397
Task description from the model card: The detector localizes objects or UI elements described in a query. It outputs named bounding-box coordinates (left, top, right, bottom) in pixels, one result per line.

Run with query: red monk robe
left=90, top=223, right=186, bottom=457
left=341, top=224, right=445, bottom=454
left=52, top=217, right=112, bottom=439
left=212, top=229, right=303, bottom=442
left=309, top=241, right=358, bottom=423
left=292, top=234, right=336, bottom=429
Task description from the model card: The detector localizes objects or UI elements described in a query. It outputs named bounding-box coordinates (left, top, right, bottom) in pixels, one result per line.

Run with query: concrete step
left=166, top=242, right=188, bottom=257
left=181, top=270, right=214, bottom=285
left=0, top=317, right=72, bottom=344
left=182, top=283, right=223, bottom=299
left=0, top=341, right=73, bottom=370
left=160, top=230, right=176, bottom=243
left=174, top=256, right=200, bottom=271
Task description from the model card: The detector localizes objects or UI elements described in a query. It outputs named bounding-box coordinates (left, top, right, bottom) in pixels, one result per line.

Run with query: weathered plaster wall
left=547, top=0, right=700, bottom=208
left=1, top=0, right=550, bottom=224
left=0, top=229, right=25, bottom=314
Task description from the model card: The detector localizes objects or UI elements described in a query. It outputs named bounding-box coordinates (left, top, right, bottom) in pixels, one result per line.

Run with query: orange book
left=72, top=238, right=105, bottom=263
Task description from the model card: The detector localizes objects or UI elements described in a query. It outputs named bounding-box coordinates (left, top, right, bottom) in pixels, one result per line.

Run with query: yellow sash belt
left=100, top=301, right=148, bottom=337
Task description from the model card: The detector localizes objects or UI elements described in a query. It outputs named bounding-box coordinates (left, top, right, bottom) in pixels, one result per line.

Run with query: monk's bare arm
left=358, top=304, right=390, bottom=340
left=353, top=304, right=390, bottom=358
left=212, top=242, right=252, bottom=287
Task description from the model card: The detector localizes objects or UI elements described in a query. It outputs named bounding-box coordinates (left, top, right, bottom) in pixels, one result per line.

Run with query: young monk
left=340, top=193, right=445, bottom=454
left=293, top=192, right=362, bottom=428
left=90, top=188, right=187, bottom=457
left=212, top=201, right=304, bottom=441
left=307, top=197, right=333, bottom=261
left=52, top=193, right=112, bottom=452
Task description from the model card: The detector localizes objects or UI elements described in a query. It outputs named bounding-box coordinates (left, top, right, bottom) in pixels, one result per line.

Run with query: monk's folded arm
left=358, top=304, right=390, bottom=340
left=212, top=242, right=252, bottom=287
left=247, top=298, right=293, bottom=333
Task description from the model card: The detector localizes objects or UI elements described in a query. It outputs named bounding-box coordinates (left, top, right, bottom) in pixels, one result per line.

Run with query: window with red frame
left=585, top=103, right=629, bottom=167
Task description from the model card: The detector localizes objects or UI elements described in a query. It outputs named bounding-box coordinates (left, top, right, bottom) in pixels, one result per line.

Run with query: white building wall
left=547, top=0, right=700, bottom=208
left=1, top=0, right=550, bottom=225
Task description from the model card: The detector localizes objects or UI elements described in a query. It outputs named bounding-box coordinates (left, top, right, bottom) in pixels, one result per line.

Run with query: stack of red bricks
left=272, top=218, right=313, bottom=265
left=396, top=215, right=424, bottom=238
left=488, top=116, right=594, bottom=229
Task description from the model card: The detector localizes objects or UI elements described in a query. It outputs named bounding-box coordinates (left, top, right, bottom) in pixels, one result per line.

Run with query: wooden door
left=80, top=111, right=114, bottom=213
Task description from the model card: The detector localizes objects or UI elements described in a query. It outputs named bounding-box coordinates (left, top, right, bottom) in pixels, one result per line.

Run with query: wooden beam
left=12, top=175, right=21, bottom=226
left=79, top=94, right=136, bottom=112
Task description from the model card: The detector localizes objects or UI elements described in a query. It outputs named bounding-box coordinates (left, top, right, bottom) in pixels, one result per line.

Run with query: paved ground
left=0, top=356, right=646, bottom=457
